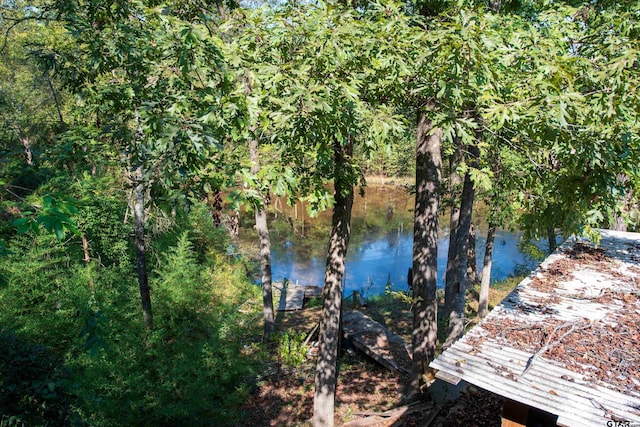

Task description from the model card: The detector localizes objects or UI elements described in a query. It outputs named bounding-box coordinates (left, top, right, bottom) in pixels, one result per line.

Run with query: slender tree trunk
left=249, top=139, right=275, bottom=341
left=444, top=148, right=462, bottom=321
left=411, top=109, right=442, bottom=392
left=68, top=161, right=77, bottom=180
left=82, top=235, right=91, bottom=264
left=613, top=174, right=632, bottom=232
left=134, top=165, right=152, bottom=329
left=46, top=71, right=66, bottom=132
left=230, top=209, right=240, bottom=237
left=207, top=189, right=223, bottom=227
left=547, top=225, right=557, bottom=254
left=131, top=108, right=152, bottom=329
left=82, top=234, right=95, bottom=293
left=313, top=138, right=354, bottom=427
left=444, top=144, right=479, bottom=347
left=478, top=223, right=496, bottom=318
left=20, top=136, right=33, bottom=165
left=614, top=215, right=628, bottom=232
left=467, top=223, right=478, bottom=285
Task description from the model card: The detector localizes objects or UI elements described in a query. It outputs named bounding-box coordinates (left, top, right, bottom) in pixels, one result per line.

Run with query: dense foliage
left=0, top=178, right=264, bottom=425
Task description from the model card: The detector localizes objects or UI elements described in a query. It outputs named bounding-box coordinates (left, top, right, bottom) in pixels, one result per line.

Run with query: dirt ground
left=239, top=291, right=511, bottom=427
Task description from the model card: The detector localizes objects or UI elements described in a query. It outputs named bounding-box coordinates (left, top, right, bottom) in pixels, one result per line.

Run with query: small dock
left=342, top=309, right=412, bottom=374
left=274, top=283, right=322, bottom=311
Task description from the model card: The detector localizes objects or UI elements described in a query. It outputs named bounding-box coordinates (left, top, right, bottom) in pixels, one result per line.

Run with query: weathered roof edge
left=430, top=229, right=640, bottom=427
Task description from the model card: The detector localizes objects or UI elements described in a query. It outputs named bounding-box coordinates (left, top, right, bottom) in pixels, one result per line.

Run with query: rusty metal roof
left=430, top=229, right=640, bottom=427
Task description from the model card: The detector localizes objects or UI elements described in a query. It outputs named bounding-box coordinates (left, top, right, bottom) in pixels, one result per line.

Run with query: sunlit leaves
left=50, top=1, right=241, bottom=204
left=13, top=194, right=79, bottom=240
left=37, top=0, right=640, bottom=237
left=223, top=2, right=424, bottom=213
left=432, top=1, right=640, bottom=237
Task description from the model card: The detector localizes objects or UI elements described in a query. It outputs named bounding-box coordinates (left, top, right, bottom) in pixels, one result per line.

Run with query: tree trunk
left=411, top=109, right=442, bottom=392
left=313, top=138, right=354, bottom=427
left=249, top=139, right=275, bottom=341
left=547, top=225, right=557, bottom=254
left=82, top=235, right=91, bottom=263
left=613, top=174, right=632, bottom=232
left=478, top=223, right=496, bottom=318
left=134, top=165, right=153, bottom=329
left=207, top=189, right=223, bottom=227
left=46, top=71, right=66, bottom=132
left=82, top=234, right=95, bottom=293
left=230, top=209, right=240, bottom=237
left=467, top=223, right=478, bottom=285
left=21, top=136, right=33, bottom=165
left=614, top=215, right=627, bottom=232
left=444, top=144, right=478, bottom=348
left=444, top=148, right=462, bottom=321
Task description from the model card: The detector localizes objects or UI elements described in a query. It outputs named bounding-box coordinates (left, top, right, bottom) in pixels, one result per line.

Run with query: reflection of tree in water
left=386, top=225, right=406, bottom=253
left=240, top=185, right=540, bottom=294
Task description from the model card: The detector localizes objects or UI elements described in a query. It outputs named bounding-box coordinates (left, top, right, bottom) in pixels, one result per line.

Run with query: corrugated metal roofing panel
left=430, top=229, right=640, bottom=426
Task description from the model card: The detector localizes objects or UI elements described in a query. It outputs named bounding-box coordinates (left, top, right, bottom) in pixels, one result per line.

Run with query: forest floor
left=239, top=281, right=518, bottom=426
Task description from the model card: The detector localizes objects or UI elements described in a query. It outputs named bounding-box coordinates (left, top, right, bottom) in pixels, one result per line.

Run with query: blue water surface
left=270, top=229, right=541, bottom=297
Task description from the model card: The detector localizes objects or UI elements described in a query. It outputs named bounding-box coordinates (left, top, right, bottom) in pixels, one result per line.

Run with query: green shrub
left=70, top=177, right=133, bottom=268
left=0, top=186, right=264, bottom=426
left=0, top=236, right=80, bottom=350
left=68, top=231, right=262, bottom=426
left=153, top=232, right=204, bottom=329
left=186, top=203, right=232, bottom=260
left=275, top=330, right=308, bottom=367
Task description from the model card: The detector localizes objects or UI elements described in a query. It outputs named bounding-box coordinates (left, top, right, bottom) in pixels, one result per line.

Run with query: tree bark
left=444, top=144, right=479, bottom=348
left=249, top=138, right=275, bottom=341
left=467, top=223, right=478, bottom=285
left=444, top=148, right=462, bottom=321
left=547, top=225, right=557, bottom=254
left=82, top=234, right=95, bottom=293
left=46, top=71, right=66, bottom=132
left=134, top=165, right=152, bottom=329
left=478, top=223, right=496, bottom=318
left=411, top=109, right=441, bottom=392
left=613, top=174, right=632, bottom=232
left=313, top=138, right=354, bottom=427
left=82, top=235, right=91, bottom=264
left=21, top=136, right=33, bottom=165
left=230, top=209, right=239, bottom=237
left=207, top=189, right=223, bottom=227
left=614, top=215, right=628, bottom=232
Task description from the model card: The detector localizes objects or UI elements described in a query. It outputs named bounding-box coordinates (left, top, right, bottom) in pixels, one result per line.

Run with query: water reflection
left=271, top=228, right=537, bottom=297
left=240, top=184, right=543, bottom=297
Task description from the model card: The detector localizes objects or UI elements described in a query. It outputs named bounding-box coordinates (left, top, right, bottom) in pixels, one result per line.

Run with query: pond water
left=239, top=184, right=545, bottom=297
left=270, top=229, right=536, bottom=297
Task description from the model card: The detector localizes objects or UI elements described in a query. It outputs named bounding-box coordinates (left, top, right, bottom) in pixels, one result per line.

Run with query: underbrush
left=0, top=199, right=265, bottom=426
left=274, top=330, right=308, bottom=368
